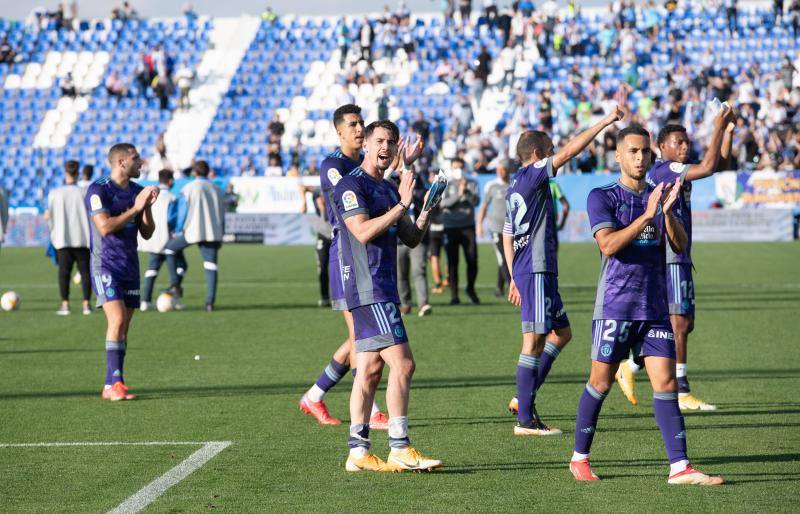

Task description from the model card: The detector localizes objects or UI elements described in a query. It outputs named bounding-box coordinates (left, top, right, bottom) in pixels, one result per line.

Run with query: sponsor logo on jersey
left=342, top=265, right=351, bottom=281
left=90, top=194, right=103, bottom=211
left=600, top=344, right=612, bottom=357
left=342, top=191, right=359, bottom=211
left=327, top=168, right=342, bottom=185
left=513, top=234, right=530, bottom=252
left=633, top=224, right=659, bottom=246
left=646, top=329, right=674, bottom=340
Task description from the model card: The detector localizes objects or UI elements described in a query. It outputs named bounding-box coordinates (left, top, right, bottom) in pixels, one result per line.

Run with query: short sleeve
left=587, top=188, right=617, bottom=235
left=521, top=157, right=553, bottom=190
left=648, top=160, right=689, bottom=187
left=334, top=176, right=368, bottom=219
left=502, top=210, right=513, bottom=235
left=320, top=158, right=344, bottom=193
left=85, top=184, right=109, bottom=216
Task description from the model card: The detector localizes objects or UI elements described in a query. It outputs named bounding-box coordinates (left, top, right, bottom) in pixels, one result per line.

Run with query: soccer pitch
left=1, top=242, right=798, bottom=512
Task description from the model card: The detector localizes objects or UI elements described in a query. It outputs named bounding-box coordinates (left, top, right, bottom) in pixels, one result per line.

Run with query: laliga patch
left=534, top=158, right=548, bottom=168
left=342, top=190, right=359, bottom=211
left=669, top=162, right=687, bottom=174
left=327, top=168, right=342, bottom=185
left=90, top=194, right=103, bottom=211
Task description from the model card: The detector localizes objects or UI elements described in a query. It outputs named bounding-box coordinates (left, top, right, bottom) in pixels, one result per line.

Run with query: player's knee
left=588, top=377, right=613, bottom=395
left=554, top=327, right=572, bottom=346
left=687, top=318, right=695, bottom=334
left=398, top=357, right=416, bottom=379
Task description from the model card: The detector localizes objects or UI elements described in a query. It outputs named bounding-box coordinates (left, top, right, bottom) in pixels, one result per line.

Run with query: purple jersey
left=502, top=157, right=558, bottom=277
left=333, top=168, right=401, bottom=309
left=587, top=181, right=669, bottom=321
left=646, top=159, right=692, bottom=264
left=85, top=177, right=144, bottom=281
left=320, top=148, right=362, bottom=240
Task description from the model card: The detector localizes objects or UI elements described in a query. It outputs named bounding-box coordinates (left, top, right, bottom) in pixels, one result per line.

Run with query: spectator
left=484, top=0, right=498, bottom=28
left=265, top=155, right=283, bottom=176
left=337, top=19, right=350, bottom=68
left=725, top=0, right=738, bottom=34
left=152, top=74, right=170, bottom=110
left=105, top=70, right=128, bottom=99
left=182, top=2, right=197, bottom=22
left=261, top=6, right=278, bottom=23
left=500, top=42, right=517, bottom=89
left=61, top=0, right=78, bottom=29
left=473, top=45, right=492, bottom=100
left=359, top=17, right=374, bottom=63
left=0, top=37, right=16, bottom=64
left=477, top=159, right=511, bottom=297
left=147, top=133, right=174, bottom=179
left=395, top=169, right=432, bottom=317
left=174, top=64, right=195, bottom=110
left=440, top=157, right=480, bottom=305
left=60, top=73, right=77, bottom=97
left=224, top=183, right=239, bottom=212
left=790, top=0, right=800, bottom=38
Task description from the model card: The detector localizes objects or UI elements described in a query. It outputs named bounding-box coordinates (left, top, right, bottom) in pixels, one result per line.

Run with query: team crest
left=393, top=326, right=405, bottom=338
left=327, top=168, right=342, bottom=185
left=600, top=344, right=612, bottom=357
left=342, top=191, right=359, bottom=211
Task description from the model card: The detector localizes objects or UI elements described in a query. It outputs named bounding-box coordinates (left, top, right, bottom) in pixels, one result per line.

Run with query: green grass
left=1, top=242, right=799, bottom=512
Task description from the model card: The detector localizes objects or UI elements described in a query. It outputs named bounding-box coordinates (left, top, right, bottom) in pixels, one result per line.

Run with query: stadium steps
left=164, top=16, right=261, bottom=170
left=31, top=52, right=110, bottom=149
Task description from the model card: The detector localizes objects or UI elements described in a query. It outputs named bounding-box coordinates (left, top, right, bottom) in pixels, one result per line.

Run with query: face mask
left=450, top=167, right=463, bottom=180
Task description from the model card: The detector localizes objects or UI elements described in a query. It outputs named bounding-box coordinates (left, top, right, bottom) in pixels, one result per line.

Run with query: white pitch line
left=107, top=441, right=231, bottom=514
left=0, top=441, right=212, bottom=448
left=0, top=440, right=232, bottom=514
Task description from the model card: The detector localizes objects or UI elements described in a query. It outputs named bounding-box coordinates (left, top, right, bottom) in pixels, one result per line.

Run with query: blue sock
left=315, top=359, right=350, bottom=393
left=677, top=376, right=691, bottom=393
left=105, top=340, right=124, bottom=385
left=348, top=423, right=370, bottom=450
left=574, top=383, right=607, bottom=455
left=516, top=354, right=540, bottom=426
left=537, top=341, right=561, bottom=389
left=653, top=392, right=688, bottom=463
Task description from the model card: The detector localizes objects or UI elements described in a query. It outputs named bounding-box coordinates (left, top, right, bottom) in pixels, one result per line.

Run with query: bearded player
left=85, top=143, right=158, bottom=401
left=298, top=104, right=422, bottom=427
left=614, top=105, right=735, bottom=411
left=570, top=124, right=723, bottom=485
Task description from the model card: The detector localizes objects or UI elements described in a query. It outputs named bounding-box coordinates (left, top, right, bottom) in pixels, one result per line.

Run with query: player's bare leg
left=345, top=350, right=393, bottom=471
left=379, top=343, right=441, bottom=471
left=101, top=301, right=135, bottom=401
left=571, top=359, right=617, bottom=480
left=671, top=314, right=714, bottom=410
left=644, top=355, right=723, bottom=485
left=344, top=310, right=388, bottom=428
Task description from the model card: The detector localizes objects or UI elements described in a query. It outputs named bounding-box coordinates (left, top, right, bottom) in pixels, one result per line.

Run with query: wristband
left=398, top=201, right=409, bottom=211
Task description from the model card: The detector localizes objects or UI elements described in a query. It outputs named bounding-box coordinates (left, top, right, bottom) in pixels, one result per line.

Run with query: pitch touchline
left=0, top=440, right=232, bottom=514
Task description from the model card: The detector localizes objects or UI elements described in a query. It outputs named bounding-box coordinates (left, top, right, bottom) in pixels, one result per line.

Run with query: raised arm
left=342, top=172, right=414, bottom=246
left=552, top=105, right=624, bottom=171
left=716, top=121, right=736, bottom=171
left=661, top=178, right=687, bottom=254
left=686, top=105, right=734, bottom=181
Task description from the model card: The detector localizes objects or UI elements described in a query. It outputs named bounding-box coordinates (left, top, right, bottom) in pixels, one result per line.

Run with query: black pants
left=316, top=235, right=331, bottom=301
left=444, top=226, right=478, bottom=300
left=491, top=231, right=510, bottom=293
left=57, top=247, right=90, bottom=301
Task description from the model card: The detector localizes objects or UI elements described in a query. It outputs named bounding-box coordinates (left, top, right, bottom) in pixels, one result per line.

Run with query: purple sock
left=574, top=383, right=607, bottom=454
left=348, top=423, right=370, bottom=450
left=537, top=341, right=561, bottom=388
left=315, top=359, right=350, bottom=393
left=677, top=376, right=691, bottom=393
left=516, top=354, right=540, bottom=425
left=653, top=392, right=688, bottom=463
left=105, top=340, right=124, bottom=385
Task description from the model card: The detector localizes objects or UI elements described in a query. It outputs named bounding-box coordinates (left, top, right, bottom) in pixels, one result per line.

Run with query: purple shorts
left=352, top=302, right=409, bottom=352
left=666, top=263, right=695, bottom=317
left=92, top=273, right=140, bottom=309
left=517, top=273, right=570, bottom=334
left=328, top=248, right=346, bottom=311
left=591, top=319, right=676, bottom=363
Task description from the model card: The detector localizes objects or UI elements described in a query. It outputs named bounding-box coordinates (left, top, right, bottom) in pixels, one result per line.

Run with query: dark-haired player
left=570, top=124, right=723, bottom=485
left=86, top=143, right=158, bottom=401
left=299, top=105, right=422, bottom=428
left=335, top=120, right=440, bottom=472
left=614, top=106, right=735, bottom=411
left=504, top=107, right=624, bottom=435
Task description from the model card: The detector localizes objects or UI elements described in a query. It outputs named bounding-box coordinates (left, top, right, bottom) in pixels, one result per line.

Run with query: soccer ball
left=1, top=291, right=20, bottom=311
left=72, top=272, right=82, bottom=285
left=156, top=292, right=175, bottom=313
